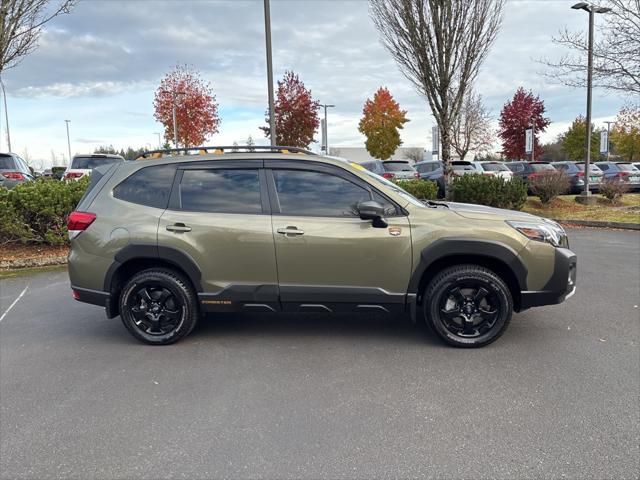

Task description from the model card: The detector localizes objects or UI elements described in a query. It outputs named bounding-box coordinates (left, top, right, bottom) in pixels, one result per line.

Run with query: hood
left=446, top=202, right=543, bottom=222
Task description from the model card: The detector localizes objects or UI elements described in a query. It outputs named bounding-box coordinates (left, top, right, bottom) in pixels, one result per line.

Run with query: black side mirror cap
left=358, top=201, right=388, bottom=228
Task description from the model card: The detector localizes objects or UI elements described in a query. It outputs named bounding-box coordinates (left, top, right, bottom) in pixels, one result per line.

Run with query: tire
left=119, top=268, right=199, bottom=345
left=423, top=264, right=513, bottom=348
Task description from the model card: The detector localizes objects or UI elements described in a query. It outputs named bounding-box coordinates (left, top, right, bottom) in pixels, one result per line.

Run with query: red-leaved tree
left=358, top=87, right=409, bottom=160
left=261, top=71, right=320, bottom=148
left=498, top=87, right=550, bottom=160
left=154, top=65, right=220, bottom=147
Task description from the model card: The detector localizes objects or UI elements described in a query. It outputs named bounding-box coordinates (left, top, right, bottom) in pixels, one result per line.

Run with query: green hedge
left=451, top=175, right=527, bottom=210
left=393, top=179, right=439, bottom=200
left=0, top=177, right=90, bottom=245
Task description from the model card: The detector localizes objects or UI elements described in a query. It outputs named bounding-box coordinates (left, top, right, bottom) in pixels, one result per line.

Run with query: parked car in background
left=0, top=153, right=35, bottom=189
left=473, top=161, right=513, bottom=180
left=505, top=161, right=556, bottom=189
left=568, top=162, right=605, bottom=192
left=380, top=160, right=419, bottom=180
left=451, top=161, right=479, bottom=177
left=414, top=160, right=445, bottom=198
left=632, top=162, right=640, bottom=171
left=594, top=162, right=640, bottom=191
left=64, top=154, right=125, bottom=181
left=551, top=161, right=599, bottom=193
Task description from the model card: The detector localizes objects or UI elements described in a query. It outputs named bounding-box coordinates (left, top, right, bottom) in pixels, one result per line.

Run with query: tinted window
left=531, top=163, right=555, bottom=172
left=383, top=162, right=414, bottom=172
left=479, top=163, right=506, bottom=172
left=274, top=169, right=391, bottom=217
left=596, top=163, right=610, bottom=171
left=114, top=164, right=177, bottom=209
left=416, top=163, right=437, bottom=173
left=576, top=163, right=601, bottom=172
left=72, top=156, right=123, bottom=170
left=0, top=155, right=16, bottom=169
left=616, top=163, right=635, bottom=172
left=506, top=163, right=523, bottom=172
left=179, top=169, right=262, bottom=214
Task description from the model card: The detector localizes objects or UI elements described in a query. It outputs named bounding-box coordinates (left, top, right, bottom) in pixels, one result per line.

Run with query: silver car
left=0, top=153, right=34, bottom=189
left=381, top=160, right=419, bottom=180
left=473, top=161, right=513, bottom=180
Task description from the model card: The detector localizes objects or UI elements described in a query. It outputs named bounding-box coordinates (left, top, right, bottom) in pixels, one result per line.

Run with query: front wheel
left=423, top=265, right=513, bottom=348
left=119, top=269, right=199, bottom=345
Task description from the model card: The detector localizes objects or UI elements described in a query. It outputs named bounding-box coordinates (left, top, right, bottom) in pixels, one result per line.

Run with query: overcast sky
left=2, top=0, right=629, bottom=167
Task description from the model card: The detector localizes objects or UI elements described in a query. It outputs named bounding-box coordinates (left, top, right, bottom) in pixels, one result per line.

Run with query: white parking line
left=0, top=285, right=29, bottom=323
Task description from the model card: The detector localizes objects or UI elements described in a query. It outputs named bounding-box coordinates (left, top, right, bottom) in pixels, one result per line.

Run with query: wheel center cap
left=464, top=303, right=475, bottom=314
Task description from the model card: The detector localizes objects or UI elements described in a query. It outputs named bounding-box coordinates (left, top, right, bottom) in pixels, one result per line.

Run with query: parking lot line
left=0, top=285, right=29, bottom=323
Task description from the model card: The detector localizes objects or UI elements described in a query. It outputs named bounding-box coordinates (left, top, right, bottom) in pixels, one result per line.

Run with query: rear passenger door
left=158, top=161, right=279, bottom=311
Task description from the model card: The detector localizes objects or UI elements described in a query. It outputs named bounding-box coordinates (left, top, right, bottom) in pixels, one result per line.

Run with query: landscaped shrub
left=450, top=175, right=528, bottom=210
left=0, top=177, right=90, bottom=245
left=529, top=171, right=570, bottom=204
left=598, top=178, right=630, bottom=202
left=394, top=179, right=438, bottom=200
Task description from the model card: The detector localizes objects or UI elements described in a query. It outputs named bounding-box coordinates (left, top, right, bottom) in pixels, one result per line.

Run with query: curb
left=553, top=219, right=640, bottom=231
left=0, top=255, right=68, bottom=271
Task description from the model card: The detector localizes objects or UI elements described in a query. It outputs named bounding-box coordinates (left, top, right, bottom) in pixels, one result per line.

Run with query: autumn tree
left=261, top=71, right=320, bottom=148
left=450, top=91, right=494, bottom=160
left=560, top=115, right=600, bottom=161
left=498, top=87, right=550, bottom=160
left=370, top=0, right=504, bottom=166
left=358, top=87, right=409, bottom=160
left=403, top=148, right=425, bottom=162
left=153, top=64, right=220, bottom=148
left=610, top=105, right=640, bottom=161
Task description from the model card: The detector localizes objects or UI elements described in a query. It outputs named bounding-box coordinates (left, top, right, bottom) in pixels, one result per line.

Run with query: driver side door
left=265, top=161, right=412, bottom=313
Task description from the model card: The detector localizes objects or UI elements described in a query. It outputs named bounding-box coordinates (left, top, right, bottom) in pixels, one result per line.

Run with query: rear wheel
left=423, top=264, right=513, bottom=348
left=119, top=269, right=199, bottom=345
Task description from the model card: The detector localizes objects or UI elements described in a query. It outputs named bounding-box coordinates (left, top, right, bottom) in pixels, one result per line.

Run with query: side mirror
left=358, top=201, right=388, bottom=228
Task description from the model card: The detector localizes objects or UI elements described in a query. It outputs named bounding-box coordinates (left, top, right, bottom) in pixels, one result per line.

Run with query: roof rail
left=135, top=145, right=317, bottom=160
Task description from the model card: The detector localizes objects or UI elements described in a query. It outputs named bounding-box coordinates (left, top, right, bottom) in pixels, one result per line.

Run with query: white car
left=64, top=154, right=125, bottom=180
left=473, top=161, right=513, bottom=180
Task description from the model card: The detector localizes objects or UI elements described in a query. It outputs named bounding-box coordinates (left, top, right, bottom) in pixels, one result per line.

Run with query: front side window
left=273, top=169, right=395, bottom=217
left=114, top=164, right=177, bottom=209
left=179, top=169, right=262, bottom=214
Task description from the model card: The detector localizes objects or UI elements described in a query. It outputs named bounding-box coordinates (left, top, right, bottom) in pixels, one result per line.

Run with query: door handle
left=166, top=223, right=192, bottom=233
left=277, top=226, right=304, bottom=236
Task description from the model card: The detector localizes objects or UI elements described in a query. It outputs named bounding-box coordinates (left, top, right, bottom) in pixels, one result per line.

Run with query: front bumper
left=520, top=248, right=577, bottom=309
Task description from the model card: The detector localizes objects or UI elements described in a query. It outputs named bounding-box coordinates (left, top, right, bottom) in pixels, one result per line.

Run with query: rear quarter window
left=113, top=164, right=177, bottom=209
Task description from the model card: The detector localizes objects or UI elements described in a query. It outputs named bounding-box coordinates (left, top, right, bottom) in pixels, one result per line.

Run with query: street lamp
left=264, top=0, right=276, bottom=147
left=161, top=90, right=185, bottom=148
left=153, top=132, right=162, bottom=149
left=571, top=2, right=611, bottom=203
left=319, top=104, right=335, bottom=153
left=64, top=120, right=72, bottom=164
left=0, top=76, right=11, bottom=152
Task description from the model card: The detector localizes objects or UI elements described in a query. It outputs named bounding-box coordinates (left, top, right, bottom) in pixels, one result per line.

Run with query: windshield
left=0, top=155, right=16, bottom=169
left=359, top=169, right=424, bottom=207
left=480, top=162, right=508, bottom=172
left=71, top=156, right=122, bottom=170
left=383, top=161, right=415, bottom=172
left=452, top=164, right=476, bottom=171
left=531, top=163, right=555, bottom=172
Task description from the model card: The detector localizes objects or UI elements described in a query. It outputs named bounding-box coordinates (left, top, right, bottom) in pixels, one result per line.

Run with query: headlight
left=507, top=220, right=568, bottom=247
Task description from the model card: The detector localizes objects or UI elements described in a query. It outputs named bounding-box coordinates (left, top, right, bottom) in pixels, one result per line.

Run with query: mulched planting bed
left=0, top=244, right=69, bottom=270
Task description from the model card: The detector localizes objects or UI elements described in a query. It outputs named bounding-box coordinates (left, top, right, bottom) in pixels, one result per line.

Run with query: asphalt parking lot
left=1, top=228, right=638, bottom=479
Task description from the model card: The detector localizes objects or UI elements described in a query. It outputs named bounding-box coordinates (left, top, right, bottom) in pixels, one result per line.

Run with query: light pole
left=0, top=76, right=11, bottom=152
left=319, top=104, right=335, bottom=153
left=161, top=90, right=185, bottom=148
left=572, top=2, right=611, bottom=202
left=65, top=120, right=72, bottom=163
left=603, top=120, right=614, bottom=160
left=264, top=0, right=276, bottom=147
left=154, top=132, right=162, bottom=149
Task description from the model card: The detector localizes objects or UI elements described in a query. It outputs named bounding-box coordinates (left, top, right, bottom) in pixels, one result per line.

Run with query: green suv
left=68, top=146, right=576, bottom=347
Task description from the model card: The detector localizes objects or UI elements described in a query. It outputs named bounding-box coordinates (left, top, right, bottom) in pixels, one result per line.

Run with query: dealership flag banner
left=525, top=129, right=533, bottom=154
left=600, top=129, right=608, bottom=154
left=432, top=126, right=439, bottom=156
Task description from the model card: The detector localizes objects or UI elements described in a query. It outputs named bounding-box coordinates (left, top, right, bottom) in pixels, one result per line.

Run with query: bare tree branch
left=540, top=0, right=640, bottom=95
left=450, top=91, right=494, bottom=160
left=0, top=0, right=77, bottom=73
left=369, top=0, right=504, bottom=166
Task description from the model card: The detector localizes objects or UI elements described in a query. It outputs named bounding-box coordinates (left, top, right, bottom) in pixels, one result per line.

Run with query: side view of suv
left=68, top=146, right=577, bottom=348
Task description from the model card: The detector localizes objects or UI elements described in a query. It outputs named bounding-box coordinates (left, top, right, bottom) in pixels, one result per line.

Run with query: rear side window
left=179, top=169, right=262, bottom=214
left=596, top=163, right=610, bottom=171
left=114, top=164, right=177, bottom=209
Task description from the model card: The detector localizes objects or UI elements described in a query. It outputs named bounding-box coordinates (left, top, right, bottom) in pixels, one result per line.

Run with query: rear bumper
left=520, top=248, right=577, bottom=309
left=71, top=286, right=117, bottom=317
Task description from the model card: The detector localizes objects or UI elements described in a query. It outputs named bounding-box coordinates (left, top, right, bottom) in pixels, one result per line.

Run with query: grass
left=522, top=193, right=640, bottom=224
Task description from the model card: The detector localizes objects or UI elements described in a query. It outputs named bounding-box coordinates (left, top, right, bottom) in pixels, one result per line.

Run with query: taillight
left=67, top=211, right=96, bottom=238
left=72, top=289, right=81, bottom=300
left=616, top=172, right=629, bottom=177
left=2, top=172, right=24, bottom=180
left=65, top=172, right=84, bottom=179
left=575, top=172, right=584, bottom=177
left=382, top=172, right=395, bottom=179
left=413, top=172, right=420, bottom=178
left=529, top=173, right=539, bottom=179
